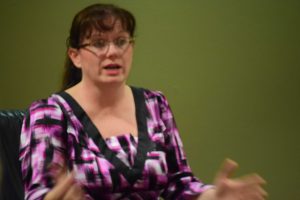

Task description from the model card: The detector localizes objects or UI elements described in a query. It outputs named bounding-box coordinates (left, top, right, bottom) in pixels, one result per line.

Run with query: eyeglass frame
left=76, top=36, right=135, bottom=57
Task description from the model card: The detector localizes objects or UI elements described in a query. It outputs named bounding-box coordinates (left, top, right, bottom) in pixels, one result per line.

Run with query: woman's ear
left=68, top=48, right=82, bottom=68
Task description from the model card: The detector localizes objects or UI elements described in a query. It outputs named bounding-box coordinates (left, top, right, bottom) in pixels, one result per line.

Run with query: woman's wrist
left=196, top=188, right=217, bottom=200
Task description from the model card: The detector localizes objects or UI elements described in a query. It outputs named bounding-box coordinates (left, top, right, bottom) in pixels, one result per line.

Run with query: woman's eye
left=115, top=38, right=127, bottom=47
left=92, top=40, right=106, bottom=48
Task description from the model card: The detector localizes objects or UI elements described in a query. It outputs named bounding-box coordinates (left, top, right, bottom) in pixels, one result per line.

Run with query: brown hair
left=61, top=3, right=136, bottom=90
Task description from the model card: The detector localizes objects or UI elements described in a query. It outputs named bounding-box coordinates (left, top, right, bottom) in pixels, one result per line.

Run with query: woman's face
left=69, top=21, right=134, bottom=87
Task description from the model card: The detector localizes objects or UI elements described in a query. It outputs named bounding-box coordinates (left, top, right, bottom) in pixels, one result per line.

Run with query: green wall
left=1, top=1, right=299, bottom=199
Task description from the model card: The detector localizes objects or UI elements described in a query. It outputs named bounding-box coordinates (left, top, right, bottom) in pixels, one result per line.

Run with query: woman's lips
left=103, top=64, right=121, bottom=69
left=103, top=64, right=122, bottom=75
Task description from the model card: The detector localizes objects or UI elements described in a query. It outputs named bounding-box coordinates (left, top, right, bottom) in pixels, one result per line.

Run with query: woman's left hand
left=212, top=158, right=268, bottom=200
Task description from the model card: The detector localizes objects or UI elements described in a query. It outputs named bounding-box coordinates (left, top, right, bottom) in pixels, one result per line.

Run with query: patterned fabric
left=19, top=87, right=212, bottom=200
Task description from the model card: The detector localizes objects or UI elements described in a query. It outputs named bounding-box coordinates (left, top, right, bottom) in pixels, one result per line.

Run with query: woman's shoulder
left=131, top=86, right=166, bottom=100
left=26, top=93, right=65, bottom=115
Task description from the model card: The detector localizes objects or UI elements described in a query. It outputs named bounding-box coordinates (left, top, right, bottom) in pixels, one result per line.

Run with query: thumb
left=54, top=165, right=68, bottom=184
left=47, top=163, right=68, bottom=184
left=215, top=158, right=239, bottom=183
left=44, top=172, right=76, bottom=200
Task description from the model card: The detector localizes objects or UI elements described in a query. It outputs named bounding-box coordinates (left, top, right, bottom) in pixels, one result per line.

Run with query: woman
left=19, top=3, right=267, bottom=200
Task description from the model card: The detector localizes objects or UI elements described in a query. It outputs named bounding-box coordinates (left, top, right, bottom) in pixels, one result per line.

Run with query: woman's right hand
left=44, top=166, right=85, bottom=200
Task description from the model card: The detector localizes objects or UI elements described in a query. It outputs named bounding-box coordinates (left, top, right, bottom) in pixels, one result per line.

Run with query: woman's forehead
left=85, top=20, right=129, bottom=38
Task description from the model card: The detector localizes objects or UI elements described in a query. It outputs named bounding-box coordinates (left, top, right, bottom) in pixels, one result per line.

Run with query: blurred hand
left=213, top=158, right=268, bottom=200
left=44, top=165, right=85, bottom=200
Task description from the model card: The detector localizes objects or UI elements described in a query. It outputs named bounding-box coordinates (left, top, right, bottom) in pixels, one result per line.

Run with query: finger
left=240, top=185, right=268, bottom=200
left=240, top=173, right=267, bottom=186
left=245, top=189, right=267, bottom=200
left=47, top=162, right=68, bottom=184
left=260, top=187, right=268, bottom=197
left=246, top=193, right=265, bottom=200
left=63, top=183, right=85, bottom=200
left=250, top=185, right=268, bottom=198
left=45, top=172, right=76, bottom=200
left=236, top=174, right=267, bottom=192
left=215, top=158, right=239, bottom=182
left=54, top=164, right=68, bottom=184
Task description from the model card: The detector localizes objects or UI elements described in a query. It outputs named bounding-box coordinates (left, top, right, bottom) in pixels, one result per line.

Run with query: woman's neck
left=67, top=82, right=130, bottom=111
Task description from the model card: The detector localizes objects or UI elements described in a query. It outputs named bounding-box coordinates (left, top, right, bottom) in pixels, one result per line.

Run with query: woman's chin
left=99, top=77, right=127, bottom=85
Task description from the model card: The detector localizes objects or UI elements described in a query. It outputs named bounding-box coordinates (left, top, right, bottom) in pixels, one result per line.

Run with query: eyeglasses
left=78, top=37, right=134, bottom=56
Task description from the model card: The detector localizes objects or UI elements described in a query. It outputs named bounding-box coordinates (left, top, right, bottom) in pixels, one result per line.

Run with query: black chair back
left=0, top=110, right=25, bottom=200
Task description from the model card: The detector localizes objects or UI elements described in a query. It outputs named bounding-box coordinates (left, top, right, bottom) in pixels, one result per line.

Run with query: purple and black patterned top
left=19, top=87, right=212, bottom=200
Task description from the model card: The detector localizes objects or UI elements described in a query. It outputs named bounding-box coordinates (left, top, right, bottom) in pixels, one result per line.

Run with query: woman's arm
left=154, top=91, right=267, bottom=200
left=44, top=169, right=84, bottom=200
left=19, top=99, right=85, bottom=200
left=19, top=101, right=67, bottom=199
left=153, top=91, right=212, bottom=199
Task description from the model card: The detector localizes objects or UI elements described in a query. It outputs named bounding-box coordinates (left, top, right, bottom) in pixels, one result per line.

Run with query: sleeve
left=157, top=93, right=213, bottom=200
left=19, top=100, right=68, bottom=200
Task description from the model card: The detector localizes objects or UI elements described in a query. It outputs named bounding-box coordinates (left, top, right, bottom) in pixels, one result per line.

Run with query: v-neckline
left=58, top=86, right=155, bottom=184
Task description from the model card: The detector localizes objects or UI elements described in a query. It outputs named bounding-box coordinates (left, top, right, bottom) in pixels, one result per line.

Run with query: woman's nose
left=105, top=42, right=120, bottom=57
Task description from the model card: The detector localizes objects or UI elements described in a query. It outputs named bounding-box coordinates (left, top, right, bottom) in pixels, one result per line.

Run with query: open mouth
left=103, top=64, right=121, bottom=70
